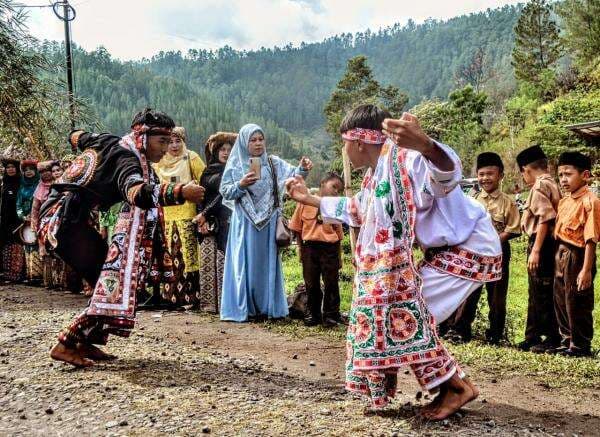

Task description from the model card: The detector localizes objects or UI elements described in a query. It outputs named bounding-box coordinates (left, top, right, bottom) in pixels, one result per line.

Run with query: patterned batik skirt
left=47, top=257, right=81, bottom=292
left=198, top=235, right=224, bottom=313
left=162, top=221, right=199, bottom=306
left=24, top=245, right=43, bottom=283
left=1, top=243, right=25, bottom=282
left=42, top=254, right=55, bottom=288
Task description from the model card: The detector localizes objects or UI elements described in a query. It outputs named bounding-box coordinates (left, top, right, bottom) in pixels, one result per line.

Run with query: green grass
left=281, top=235, right=600, bottom=389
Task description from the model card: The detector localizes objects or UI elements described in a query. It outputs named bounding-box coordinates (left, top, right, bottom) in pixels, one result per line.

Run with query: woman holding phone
left=219, top=123, right=312, bottom=322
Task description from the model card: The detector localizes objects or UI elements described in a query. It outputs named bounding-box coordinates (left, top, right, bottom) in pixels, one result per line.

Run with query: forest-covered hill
left=40, top=4, right=521, bottom=159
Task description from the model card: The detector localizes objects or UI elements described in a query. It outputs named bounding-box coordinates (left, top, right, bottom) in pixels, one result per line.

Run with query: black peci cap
left=477, top=152, right=504, bottom=172
left=558, top=151, right=592, bottom=171
left=516, top=144, right=547, bottom=168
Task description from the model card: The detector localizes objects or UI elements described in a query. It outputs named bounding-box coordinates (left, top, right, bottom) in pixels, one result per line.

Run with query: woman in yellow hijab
left=153, top=126, right=205, bottom=306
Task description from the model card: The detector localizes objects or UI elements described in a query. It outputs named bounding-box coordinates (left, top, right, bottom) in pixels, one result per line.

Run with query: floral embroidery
left=63, top=149, right=98, bottom=186
left=388, top=308, right=418, bottom=342
left=375, top=180, right=391, bottom=198
left=392, top=221, right=403, bottom=239
left=354, top=311, right=372, bottom=344
left=335, top=197, right=347, bottom=217
left=385, top=201, right=394, bottom=219
left=375, top=229, right=389, bottom=244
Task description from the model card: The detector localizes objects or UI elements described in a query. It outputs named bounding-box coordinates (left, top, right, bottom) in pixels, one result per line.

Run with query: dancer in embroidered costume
left=31, top=161, right=56, bottom=289
left=286, top=105, right=501, bottom=420
left=41, top=108, right=205, bottom=367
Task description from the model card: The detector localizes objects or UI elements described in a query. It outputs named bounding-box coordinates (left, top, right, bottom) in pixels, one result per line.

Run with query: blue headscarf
left=221, top=124, right=275, bottom=230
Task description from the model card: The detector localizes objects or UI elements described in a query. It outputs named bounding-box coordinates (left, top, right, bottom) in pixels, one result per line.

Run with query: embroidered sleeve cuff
left=159, top=183, right=186, bottom=206
left=424, top=141, right=461, bottom=196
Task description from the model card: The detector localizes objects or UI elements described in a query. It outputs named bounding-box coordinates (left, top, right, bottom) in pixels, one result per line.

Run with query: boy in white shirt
left=286, top=104, right=501, bottom=420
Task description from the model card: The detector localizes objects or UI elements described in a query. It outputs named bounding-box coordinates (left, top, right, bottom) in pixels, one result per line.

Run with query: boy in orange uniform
left=289, top=172, right=344, bottom=327
left=516, top=145, right=561, bottom=353
left=550, top=151, right=600, bottom=358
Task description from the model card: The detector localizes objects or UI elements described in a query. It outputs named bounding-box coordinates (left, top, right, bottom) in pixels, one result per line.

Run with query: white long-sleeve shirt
left=320, top=142, right=501, bottom=258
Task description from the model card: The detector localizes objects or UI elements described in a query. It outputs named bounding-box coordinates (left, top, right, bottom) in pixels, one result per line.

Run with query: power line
left=13, top=3, right=54, bottom=7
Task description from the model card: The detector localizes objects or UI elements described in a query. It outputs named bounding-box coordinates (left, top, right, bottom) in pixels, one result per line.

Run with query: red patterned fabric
left=341, top=128, right=387, bottom=145
left=422, top=246, right=503, bottom=282
left=332, top=142, right=461, bottom=409
left=1, top=243, right=24, bottom=282
left=57, top=124, right=174, bottom=348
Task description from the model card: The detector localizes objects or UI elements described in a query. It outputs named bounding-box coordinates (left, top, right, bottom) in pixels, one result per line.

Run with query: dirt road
left=1, top=285, right=599, bottom=436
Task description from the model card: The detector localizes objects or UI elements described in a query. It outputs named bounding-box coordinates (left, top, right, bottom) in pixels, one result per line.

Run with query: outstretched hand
left=285, top=175, right=321, bottom=208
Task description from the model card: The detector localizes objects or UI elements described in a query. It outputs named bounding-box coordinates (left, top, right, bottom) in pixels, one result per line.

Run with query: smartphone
left=249, top=157, right=261, bottom=178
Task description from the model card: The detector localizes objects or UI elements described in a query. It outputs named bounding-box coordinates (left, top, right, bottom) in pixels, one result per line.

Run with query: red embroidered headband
left=341, top=128, right=387, bottom=145
left=132, top=124, right=173, bottom=136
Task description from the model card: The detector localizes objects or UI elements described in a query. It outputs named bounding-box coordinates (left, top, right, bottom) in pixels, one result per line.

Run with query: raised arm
left=286, top=176, right=363, bottom=227
left=271, top=155, right=310, bottom=181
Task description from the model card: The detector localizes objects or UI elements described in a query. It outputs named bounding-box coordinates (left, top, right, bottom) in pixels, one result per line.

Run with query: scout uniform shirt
left=521, top=174, right=561, bottom=236
left=474, top=188, right=521, bottom=236
left=554, top=185, right=600, bottom=248
left=289, top=203, right=343, bottom=243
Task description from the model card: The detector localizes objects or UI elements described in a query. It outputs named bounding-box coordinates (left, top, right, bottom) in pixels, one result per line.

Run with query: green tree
left=556, top=0, right=600, bottom=69
left=0, top=0, right=95, bottom=158
left=323, top=55, right=408, bottom=162
left=413, top=85, right=489, bottom=173
left=511, top=0, right=562, bottom=85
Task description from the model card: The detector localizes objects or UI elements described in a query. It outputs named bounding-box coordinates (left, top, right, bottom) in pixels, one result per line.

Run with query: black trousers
left=554, top=242, right=595, bottom=351
left=447, top=241, right=511, bottom=341
left=525, top=235, right=560, bottom=344
left=301, top=241, right=341, bottom=319
left=55, top=220, right=108, bottom=287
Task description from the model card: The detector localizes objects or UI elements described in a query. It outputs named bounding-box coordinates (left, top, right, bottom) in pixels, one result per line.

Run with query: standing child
left=445, top=152, right=520, bottom=344
left=289, top=172, right=344, bottom=327
left=516, top=145, right=561, bottom=353
left=550, top=151, right=599, bottom=357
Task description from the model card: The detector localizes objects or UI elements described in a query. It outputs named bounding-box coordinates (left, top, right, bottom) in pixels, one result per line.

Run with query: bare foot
left=420, top=386, right=447, bottom=414
left=421, top=375, right=478, bottom=420
left=77, top=343, right=117, bottom=361
left=50, top=343, right=94, bottom=368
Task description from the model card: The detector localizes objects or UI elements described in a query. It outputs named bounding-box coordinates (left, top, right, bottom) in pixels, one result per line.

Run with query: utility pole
left=52, top=1, right=76, bottom=130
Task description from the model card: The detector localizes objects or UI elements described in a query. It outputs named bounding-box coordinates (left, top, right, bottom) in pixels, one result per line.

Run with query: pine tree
left=556, top=0, right=600, bottom=69
left=511, top=0, right=562, bottom=84
left=323, top=56, right=407, bottom=161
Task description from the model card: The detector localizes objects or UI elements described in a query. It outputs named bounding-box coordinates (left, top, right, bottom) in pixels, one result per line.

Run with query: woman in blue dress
left=219, top=124, right=312, bottom=322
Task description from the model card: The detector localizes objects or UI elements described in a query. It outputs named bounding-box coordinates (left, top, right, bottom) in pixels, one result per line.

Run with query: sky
left=17, top=0, right=522, bottom=60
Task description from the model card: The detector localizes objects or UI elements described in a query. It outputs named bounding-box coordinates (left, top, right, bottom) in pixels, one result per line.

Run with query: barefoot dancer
left=286, top=105, right=501, bottom=420
left=40, top=109, right=205, bottom=367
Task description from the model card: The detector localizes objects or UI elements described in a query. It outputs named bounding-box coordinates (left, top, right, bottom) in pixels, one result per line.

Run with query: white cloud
left=18, top=0, right=521, bottom=60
